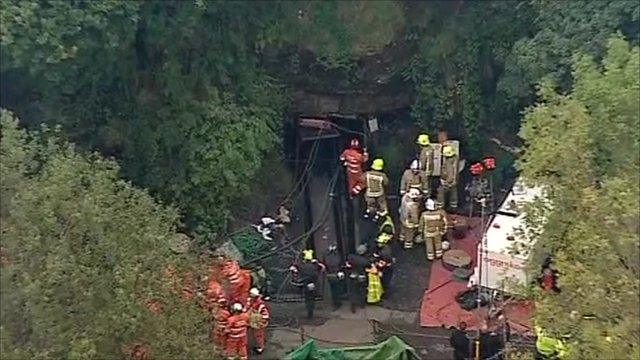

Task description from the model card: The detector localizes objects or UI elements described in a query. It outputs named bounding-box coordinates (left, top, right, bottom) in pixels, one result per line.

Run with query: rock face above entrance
left=290, top=90, right=415, bottom=115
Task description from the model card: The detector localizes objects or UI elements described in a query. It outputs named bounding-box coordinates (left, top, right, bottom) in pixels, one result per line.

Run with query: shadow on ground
left=380, top=241, right=432, bottom=312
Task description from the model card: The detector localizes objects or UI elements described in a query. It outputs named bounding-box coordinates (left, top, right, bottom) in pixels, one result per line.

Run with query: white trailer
left=468, top=180, right=547, bottom=294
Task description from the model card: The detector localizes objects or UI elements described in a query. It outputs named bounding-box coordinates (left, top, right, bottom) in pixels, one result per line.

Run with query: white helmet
left=356, top=244, right=368, bottom=255
left=442, top=241, right=450, bottom=251
left=306, top=283, right=316, bottom=291
left=409, top=188, right=421, bottom=199
left=410, top=159, right=420, bottom=170
left=232, top=303, right=243, bottom=312
left=425, top=199, right=436, bottom=211
left=261, top=217, right=276, bottom=225
left=249, top=287, right=260, bottom=297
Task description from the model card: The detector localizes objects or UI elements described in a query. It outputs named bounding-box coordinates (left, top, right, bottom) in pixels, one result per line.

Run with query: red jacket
left=340, top=148, right=368, bottom=174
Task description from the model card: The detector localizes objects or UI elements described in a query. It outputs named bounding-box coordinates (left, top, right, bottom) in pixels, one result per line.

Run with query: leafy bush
left=0, top=110, right=215, bottom=359
left=518, top=37, right=640, bottom=359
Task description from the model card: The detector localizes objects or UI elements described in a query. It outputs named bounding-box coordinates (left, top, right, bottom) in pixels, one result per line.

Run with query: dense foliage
left=406, top=0, right=638, bottom=158
left=2, top=0, right=639, bottom=232
left=0, top=111, right=214, bottom=359
left=518, top=37, right=640, bottom=359
left=404, top=1, right=535, bottom=157
left=1, top=0, right=289, bottom=236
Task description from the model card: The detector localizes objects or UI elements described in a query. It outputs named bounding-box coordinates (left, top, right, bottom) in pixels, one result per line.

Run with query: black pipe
left=302, top=149, right=314, bottom=252
left=331, top=137, right=347, bottom=261
left=294, top=117, right=315, bottom=252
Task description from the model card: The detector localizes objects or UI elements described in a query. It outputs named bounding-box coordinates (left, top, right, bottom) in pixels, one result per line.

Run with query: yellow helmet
left=302, top=249, right=314, bottom=261
left=377, top=233, right=392, bottom=244
left=416, top=134, right=430, bottom=146
left=442, top=145, right=456, bottom=157
left=371, top=158, right=384, bottom=171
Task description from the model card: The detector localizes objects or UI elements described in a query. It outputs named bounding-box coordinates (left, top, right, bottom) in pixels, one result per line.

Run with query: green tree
left=518, top=37, right=640, bottom=359
left=499, top=0, right=640, bottom=111
left=1, top=0, right=288, bottom=236
left=405, top=1, right=535, bottom=158
left=0, top=110, right=215, bottom=359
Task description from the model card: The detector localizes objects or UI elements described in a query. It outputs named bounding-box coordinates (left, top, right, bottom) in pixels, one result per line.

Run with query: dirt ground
left=380, top=241, right=432, bottom=312
left=238, top=139, right=461, bottom=359
left=251, top=237, right=456, bottom=360
left=257, top=301, right=454, bottom=360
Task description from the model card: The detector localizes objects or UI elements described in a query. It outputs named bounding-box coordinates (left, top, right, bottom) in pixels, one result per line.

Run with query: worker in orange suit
left=213, top=297, right=231, bottom=348
left=205, top=279, right=224, bottom=311
left=222, top=260, right=251, bottom=304
left=225, top=302, right=250, bottom=360
left=246, top=287, right=270, bottom=355
left=340, top=138, right=369, bottom=198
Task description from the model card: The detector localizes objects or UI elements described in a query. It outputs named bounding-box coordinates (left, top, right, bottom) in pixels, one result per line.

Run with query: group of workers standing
left=289, top=233, right=395, bottom=314
left=340, top=132, right=461, bottom=260
left=285, top=131, right=464, bottom=314
left=202, top=131, right=462, bottom=358
left=205, top=259, right=271, bottom=360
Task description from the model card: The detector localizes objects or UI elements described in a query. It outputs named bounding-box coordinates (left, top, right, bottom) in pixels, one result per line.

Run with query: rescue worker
left=213, top=298, right=231, bottom=349
left=365, top=263, right=383, bottom=304
left=205, top=278, right=224, bottom=312
left=400, top=159, right=428, bottom=195
left=449, top=321, right=470, bottom=360
left=340, top=138, right=369, bottom=198
left=535, top=326, right=568, bottom=359
left=437, top=145, right=459, bottom=211
left=399, top=188, right=422, bottom=249
left=345, top=244, right=370, bottom=313
left=246, top=288, right=270, bottom=355
left=420, top=198, right=449, bottom=260
left=416, top=134, right=438, bottom=196
left=364, top=158, right=389, bottom=219
left=417, top=134, right=437, bottom=180
left=290, top=250, right=325, bottom=319
left=372, top=233, right=394, bottom=295
left=222, top=260, right=251, bottom=304
left=225, top=302, right=250, bottom=360
left=322, top=244, right=346, bottom=310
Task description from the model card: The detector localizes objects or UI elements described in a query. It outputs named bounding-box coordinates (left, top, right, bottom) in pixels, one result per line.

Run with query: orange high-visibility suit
left=222, top=260, right=251, bottom=304
left=229, top=270, right=251, bottom=304
left=225, top=311, right=250, bottom=360
left=213, top=305, right=231, bottom=348
left=247, top=296, right=270, bottom=351
left=205, top=280, right=225, bottom=311
left=340, top=142, right=369, bottom=197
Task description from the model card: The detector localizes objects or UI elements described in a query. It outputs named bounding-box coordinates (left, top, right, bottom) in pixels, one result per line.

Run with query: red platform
left=419, top=216, right=533, bottom=332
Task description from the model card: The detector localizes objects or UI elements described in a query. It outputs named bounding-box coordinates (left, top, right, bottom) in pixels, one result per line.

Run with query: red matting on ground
left=419, top=216, right=533, bottom=332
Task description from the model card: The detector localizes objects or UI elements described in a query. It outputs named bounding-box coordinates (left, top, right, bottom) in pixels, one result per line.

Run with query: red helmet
left=350, top=138, right=360, bottom=148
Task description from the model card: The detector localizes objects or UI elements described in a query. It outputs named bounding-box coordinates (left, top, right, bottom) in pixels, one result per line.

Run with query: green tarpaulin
left=284, top=336, right=420, bottom=360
